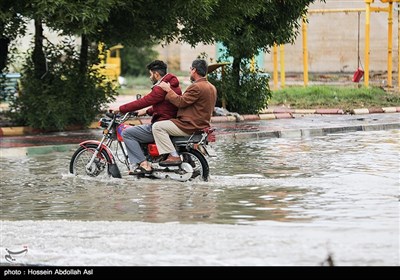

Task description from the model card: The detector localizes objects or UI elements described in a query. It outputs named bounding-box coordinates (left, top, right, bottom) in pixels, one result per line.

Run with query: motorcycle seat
left=171, top=127, right=216, bottom=144
left=171, top=134, right=203, bottom=143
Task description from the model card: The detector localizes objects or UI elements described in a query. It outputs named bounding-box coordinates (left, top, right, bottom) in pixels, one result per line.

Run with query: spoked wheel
left=181, top=150, right=209, bottom=181
left=69, top=144, right=111, bottom=177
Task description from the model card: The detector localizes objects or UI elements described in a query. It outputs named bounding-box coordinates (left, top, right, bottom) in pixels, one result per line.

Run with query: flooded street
left=1, top=129, right=399, bottom=266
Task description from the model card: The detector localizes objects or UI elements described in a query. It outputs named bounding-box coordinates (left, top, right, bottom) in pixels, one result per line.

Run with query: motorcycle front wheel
left=69, top=144, right=112, bottom=177
left=181, top=150, right=209, bottom=181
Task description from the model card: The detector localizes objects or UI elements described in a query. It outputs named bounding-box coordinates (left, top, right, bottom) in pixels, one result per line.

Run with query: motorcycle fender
left=79, top=140, right=115, bottom=164
left=203, top=145, right=217, bottom=157
left=195, top=144, right=217, bottom=157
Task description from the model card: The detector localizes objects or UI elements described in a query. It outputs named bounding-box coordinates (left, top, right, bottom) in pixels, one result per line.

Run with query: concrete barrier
left=315, top=108, right=344, bottom=114
left=382, top=107, right=397, bottom=113
left=352, top=108, right=370, bottom=115
left=259, top=114, right=276, bottom=120
left=1, top=107, right=398, bottom=137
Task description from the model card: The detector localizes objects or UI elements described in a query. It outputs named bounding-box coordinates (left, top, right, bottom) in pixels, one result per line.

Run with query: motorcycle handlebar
left=106, top=112, right=114, bottom=118
left=105, top=111, right=137, bottom=122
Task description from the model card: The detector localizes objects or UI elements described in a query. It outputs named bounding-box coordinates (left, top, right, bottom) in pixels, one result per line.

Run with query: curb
left=2, top=122, right=399, bottom=157
left=1, top=107, right=399, bottom=137
left=217, top=122, right=400, bottom=142
left=0, top=126, right=40, bottom=137
left=0, top=144, right=77, bottom=157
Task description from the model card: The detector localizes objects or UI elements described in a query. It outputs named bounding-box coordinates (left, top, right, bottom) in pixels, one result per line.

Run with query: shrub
left=208, top=58, right=271, bottom=114
left=8, top=39, right=116, bottom=131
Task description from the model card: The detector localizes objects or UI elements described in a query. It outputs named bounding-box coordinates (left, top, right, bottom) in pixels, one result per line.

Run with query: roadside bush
left=208, top=59, right=271, bottom=114
left=8, top=39, right=116, bottom=131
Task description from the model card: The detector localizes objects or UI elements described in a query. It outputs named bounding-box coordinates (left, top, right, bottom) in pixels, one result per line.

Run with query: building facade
left=156, top=0, right=398, bottom=76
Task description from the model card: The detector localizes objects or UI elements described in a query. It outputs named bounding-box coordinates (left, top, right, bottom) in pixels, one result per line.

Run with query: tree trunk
left=0, top=38, right=9, bottom=73
left=0, top=21, right=10, bottom=73
left=232, top=56, right=241, bottom=96
left=32, top=19, right=47, bottom=79
left=79, top=34, right=89, bottom=75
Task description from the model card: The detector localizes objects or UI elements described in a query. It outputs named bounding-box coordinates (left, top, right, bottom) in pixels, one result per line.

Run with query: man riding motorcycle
left=113, top=60, right=182, bottom=175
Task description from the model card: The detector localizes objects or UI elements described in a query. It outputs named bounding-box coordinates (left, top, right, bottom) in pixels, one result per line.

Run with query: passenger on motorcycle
left=154, top=59, right=217, bottom=166
left=113, top=60, right=182, bottom=175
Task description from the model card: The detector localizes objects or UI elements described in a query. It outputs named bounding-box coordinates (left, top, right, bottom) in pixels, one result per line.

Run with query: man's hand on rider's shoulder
left=158, top=81, right=171, bottom=92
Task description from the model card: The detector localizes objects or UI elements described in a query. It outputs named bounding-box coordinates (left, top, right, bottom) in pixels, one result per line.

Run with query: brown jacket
left=165, top=77, right=217, bottom=134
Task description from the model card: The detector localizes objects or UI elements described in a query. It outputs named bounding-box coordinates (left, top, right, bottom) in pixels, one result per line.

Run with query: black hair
left=191, top=59, right=208, bottom=77
left=147, top=60, right=167, bottom=76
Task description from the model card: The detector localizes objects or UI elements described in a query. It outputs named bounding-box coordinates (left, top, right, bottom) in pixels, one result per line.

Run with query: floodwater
left=0, top=129, right=399, bottom=266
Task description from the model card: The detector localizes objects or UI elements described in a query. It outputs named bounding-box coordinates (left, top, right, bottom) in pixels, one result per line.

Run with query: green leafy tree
left=9, top=39, right=114, bottom=130
left=0, top=0, right=27, bottom=72
left=214, top=0, right=320, bottom=93
left=99, top=0, right=217, bottom=46
left=29, top=0, right=117, bottom=76
left=178, top=0, right=323, bottom=113
left=6, top=0, right=213, bottom=130
left=7, top=0, right=118, bottom=130
left=4, top=0, right=323, bottom=128
left=120, top=44, right=158, bottom=76
left=208, top=56, right=271, bottom=114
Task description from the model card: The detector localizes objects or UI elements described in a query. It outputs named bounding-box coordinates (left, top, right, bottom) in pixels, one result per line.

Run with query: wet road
left=1, top=128, right=399, bottom=266
left=1, top=113, right=399, bottom=150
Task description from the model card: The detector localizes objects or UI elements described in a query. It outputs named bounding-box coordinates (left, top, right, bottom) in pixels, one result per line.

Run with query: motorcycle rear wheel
left=69, top=144, right=112, bottom=177
left=181, top=150, right=209, bottom=181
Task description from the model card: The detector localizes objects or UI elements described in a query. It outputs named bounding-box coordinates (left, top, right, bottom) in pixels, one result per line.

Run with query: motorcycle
left=69, top=111, right=217, bottom=182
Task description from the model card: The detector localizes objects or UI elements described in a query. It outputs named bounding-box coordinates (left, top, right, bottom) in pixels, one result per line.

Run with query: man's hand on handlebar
left=136, top=108, right=147, bottom=117
left=109, top=109, right=120, bottom=115
left=108, top=108, right=143, bottom=118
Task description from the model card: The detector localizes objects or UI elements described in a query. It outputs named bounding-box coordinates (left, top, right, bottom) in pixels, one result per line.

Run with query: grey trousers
left=152, top=120, right=190, bottom=155
left=121, top=124, right=154, bottom=165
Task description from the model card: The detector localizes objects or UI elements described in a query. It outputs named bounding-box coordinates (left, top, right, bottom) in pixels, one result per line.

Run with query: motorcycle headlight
left=98, top=117, right=111, bottom=128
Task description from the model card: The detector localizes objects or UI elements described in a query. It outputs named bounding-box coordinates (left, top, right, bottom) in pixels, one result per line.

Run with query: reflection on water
left=1, top=130, right=398, bottom=227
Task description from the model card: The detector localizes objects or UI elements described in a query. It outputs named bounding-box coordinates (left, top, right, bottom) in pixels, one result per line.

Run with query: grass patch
left=118, top=76, right=153, bottom=96
left=118, top=76, right=400, bottom=111
left=270, top=85, right=400, bottom=111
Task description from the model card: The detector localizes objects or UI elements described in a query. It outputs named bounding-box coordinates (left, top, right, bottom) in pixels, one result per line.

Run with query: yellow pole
left=302, top=16, right=309, bottom=86
left=364, top=0, right=371, bottom=87
left=250, top=56, right=256, bottom=72
left=388, top=2, right=393, bottom=87
left=273, top=43, right=278, bottom=90
left=398, top=3, right=400, bottom=89
left=280, top=45, right=285, bottom=88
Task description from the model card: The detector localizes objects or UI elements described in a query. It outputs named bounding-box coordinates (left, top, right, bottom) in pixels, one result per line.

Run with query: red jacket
left=119, top=73, right=182, bottom=124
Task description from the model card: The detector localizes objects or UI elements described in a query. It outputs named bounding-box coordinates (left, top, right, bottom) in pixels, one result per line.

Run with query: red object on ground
left=352, top=68, right=364, bottom=82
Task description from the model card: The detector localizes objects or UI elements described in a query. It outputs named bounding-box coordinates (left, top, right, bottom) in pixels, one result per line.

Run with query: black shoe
left=129, top=166, right=152, bottom=175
